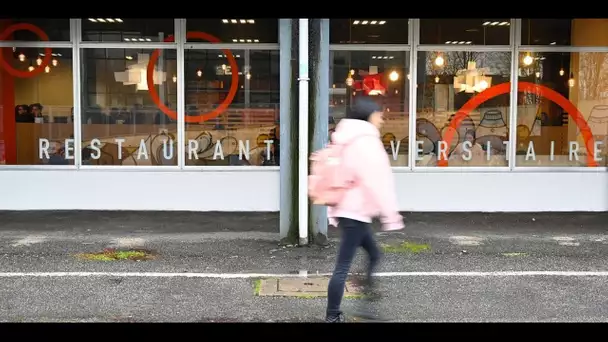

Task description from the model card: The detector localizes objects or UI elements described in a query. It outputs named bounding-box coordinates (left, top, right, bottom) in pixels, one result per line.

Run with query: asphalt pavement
left=0, top=211, right=606, bottom=322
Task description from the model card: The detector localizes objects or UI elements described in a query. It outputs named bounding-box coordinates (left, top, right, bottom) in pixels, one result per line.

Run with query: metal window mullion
left=519, top=45, right=608, bottom=53
left=511, top=166, right=608, bottom=173
left=413, top=166, right=511, bottom=173
left=71, top=19, right=83, bottom=169
left=508, top=19, right=521, bottom=171
left=78, top=42, right=177, bottom=49
left=176, top=19, right=186, bottom=170
left=408, top=19, right=419, bottom=170
left=0, top=165, right=76, bottom=171
left=79, top=165, right=180, bottom=171
left=0, top=41, right=73, bottom=48
left=416, top=45, right=511, bottom=52
left=185, top=43, right=279, bottom=50
left=329, top=44, right=410, bottom=51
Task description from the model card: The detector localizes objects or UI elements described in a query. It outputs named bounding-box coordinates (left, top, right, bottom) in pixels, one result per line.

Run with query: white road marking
left=109, top=237, right=146, bottom=248
left=552, top=236, right=574, bottom=241
left=449, top=236, right=484, bottom=246
left=0, top=271, right=606, bottom=279
left=552, top=236, right=580, bottom=246
left=11, top=236, right=46, bottom=247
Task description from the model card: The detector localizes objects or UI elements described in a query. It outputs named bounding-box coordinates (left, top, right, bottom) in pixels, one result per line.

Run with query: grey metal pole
left=279, top=19, right=293, bottom=240
left=311, top=19, right=329, bottom=243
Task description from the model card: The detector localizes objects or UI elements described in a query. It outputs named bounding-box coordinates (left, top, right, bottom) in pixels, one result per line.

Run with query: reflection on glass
left=515, top=52, right=608, bottom=167
left=420, top=19, right=510, bottom=45
left=186, top=19, right=278, bottom=44
left=415, top=51, right=512, bottom=167
left=184, top=49, right=279, bottom=166
left=329, top=19, right=409, bottom=44
left=80, top=48, right=178, bottom=166
left=521, top=19, right=608, bottom=46
left=82, top=18, right=175, bottom=42
left=0, top=19, right=71, bottom=42
left=0, top=47, right=74, bottom=165
left=330, top=50, right=410, bottom=166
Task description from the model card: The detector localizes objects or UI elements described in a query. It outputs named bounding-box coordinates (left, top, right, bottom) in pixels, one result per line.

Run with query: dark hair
left=30, top=103, right=43, bottom=111
left=347, top=97, right=382, bottom=121
left=465, top=129, right=476, bottom=139
left=15, top=105, right=28, bottom=113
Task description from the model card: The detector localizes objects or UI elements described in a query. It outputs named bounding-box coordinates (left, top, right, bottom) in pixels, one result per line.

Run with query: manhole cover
left=257, top=277, right=362, bottom=298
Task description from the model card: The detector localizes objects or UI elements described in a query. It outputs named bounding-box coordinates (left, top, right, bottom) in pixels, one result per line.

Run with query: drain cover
left=258, top=277, right=362, bottom=298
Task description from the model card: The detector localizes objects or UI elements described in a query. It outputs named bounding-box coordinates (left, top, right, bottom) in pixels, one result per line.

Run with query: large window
left=515, top=19, right=608, bottom=167
left=520, top=19, right=608, bottom=46
left=82, top=18, right=174, bottom=43
left=0, top=19, right=71, bottom=42
left=183, top=49, right=279, bottom=166
left=330, top=19, right=409, bottom=44
left=4, top=18, right=608, bottom=171
left=420, top=19, right=511, bottom=46
left=80, top=48, right=177, bottom=166
left=0, top=45, right=74, bottom=165
left=414, top=50, right=512, bottom=167
left=330, top=50, right=410, bottom=166
left=186, top=19, right=278, bottom=44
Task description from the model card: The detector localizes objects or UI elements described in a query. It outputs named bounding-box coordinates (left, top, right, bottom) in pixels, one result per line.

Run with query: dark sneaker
left=351, top=308, right=388, bottom=322
left=325, top=312, right=346, bottom=323
left=352, top=290, right=387, bottom=321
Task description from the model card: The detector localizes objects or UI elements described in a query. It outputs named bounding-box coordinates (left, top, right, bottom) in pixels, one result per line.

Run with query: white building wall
left=0, top=170, right=605, bottom=212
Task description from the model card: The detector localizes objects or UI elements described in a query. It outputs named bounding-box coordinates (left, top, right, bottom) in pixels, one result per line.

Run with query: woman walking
left=319, top=97, right=404, bottom=322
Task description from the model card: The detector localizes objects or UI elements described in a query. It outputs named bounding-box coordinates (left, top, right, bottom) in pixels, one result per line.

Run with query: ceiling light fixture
left=89, top=18, right=123, bottom=23
left=389, top=71, right=399, bottom=82
left=371, top=56, right=394, bottom=59
left=124, top=38, right=152, bottom=42
left=352, top=20, right=386, bottom=25
left=445, top=41, right=472, bottom=45
left=435, top=55, right=444, bottom=67
left=39, top=53, right=62, bottom=57
left=568, top=73, right=575, bottom=87
left=483, top=21, right=510, bottom=26
left=232, top=38, right=260, bottom=43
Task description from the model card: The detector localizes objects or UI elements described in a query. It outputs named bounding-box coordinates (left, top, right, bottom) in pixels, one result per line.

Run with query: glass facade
left=1, top=18, right=607, bottom=173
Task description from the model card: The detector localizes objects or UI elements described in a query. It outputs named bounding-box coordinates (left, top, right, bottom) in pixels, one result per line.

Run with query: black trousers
left=326, top=217, right=381, bottom=318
